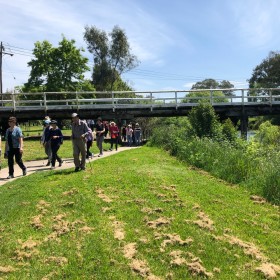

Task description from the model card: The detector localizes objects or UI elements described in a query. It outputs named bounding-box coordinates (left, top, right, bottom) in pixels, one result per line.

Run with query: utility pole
left=0, top=41, right=13, bottom=105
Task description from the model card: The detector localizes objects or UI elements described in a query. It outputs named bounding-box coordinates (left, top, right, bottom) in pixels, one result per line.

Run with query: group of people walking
left=1, top=114, right=142, bottom=179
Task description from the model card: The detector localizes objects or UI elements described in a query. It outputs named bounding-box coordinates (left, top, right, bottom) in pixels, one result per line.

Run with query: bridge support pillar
left=240, top=113, right=248, bottom=140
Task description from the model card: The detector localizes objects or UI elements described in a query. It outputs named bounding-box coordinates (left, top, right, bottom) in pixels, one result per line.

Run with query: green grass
left=0, top=147, right=279, bottom=279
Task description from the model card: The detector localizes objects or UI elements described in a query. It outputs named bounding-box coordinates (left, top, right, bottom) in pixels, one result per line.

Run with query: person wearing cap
left=4, top=116, right=27, bottom=179
left=126, top=124, right=133, bottom=147
left=94, top=117, right=105, bottom=157
left=71, top=113, right=90, bottom=171
left=134, top=123, right=142, bottom=146
left=46, top=120, right=63, bottom=169
left=41, top=119, right=52, bottom=166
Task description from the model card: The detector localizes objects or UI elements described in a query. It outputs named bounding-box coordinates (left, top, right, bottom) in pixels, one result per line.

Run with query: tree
left=182, top=78, right=234, bottom=103
left=188, top=102, right=222, bottom=139
left=84, top=25, right=139, bottom=92
left=191, top=78, right=234, bottom=96
left=24, top=37, right=93, bottom=97
left=249, top=51, right=280, bottom=95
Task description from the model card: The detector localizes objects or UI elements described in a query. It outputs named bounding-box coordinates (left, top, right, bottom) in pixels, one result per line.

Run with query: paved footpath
left=0, top=146, right=136, bottom=186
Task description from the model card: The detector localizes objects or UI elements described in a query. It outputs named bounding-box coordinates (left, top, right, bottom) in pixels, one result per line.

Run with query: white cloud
left=229, top=0, right=280, bottom=48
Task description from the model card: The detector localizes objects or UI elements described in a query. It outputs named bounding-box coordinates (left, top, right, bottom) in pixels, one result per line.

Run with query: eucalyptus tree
left=84, top=25, right=139, bottom=92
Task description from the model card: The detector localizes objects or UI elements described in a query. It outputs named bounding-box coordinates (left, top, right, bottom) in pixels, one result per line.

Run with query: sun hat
left=71, top=113, right=79, bottom=118
left=43, top=120, right=51, bottom=125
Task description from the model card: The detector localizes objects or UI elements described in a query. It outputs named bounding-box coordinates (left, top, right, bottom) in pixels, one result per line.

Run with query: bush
left=148, top=108, right=280, bottom=205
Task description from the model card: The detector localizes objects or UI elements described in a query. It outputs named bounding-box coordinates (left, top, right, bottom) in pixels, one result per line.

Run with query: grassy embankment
left=0, top=147, right=279, bottom=279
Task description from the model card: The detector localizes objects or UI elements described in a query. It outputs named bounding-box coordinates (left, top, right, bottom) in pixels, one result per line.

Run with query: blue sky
left=1, top=0, right=280, bottom=92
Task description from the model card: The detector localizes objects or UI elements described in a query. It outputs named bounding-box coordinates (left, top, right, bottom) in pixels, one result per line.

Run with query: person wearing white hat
left=41, top=119, right=52, bottom=166
left=71, top=113, right=90, bottom=171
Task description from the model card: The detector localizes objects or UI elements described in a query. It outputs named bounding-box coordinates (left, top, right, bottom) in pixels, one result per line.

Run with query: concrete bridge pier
left=240, top=113, right=248, bottom=140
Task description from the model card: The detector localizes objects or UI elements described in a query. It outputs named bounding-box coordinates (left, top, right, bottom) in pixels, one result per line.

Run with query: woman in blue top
left=46, top=120, right=63, bottom=169
left=4, top=116, right=27, bottom=179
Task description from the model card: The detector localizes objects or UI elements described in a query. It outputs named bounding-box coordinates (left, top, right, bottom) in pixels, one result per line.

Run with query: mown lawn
left=0, top=147, right=279, bottom=279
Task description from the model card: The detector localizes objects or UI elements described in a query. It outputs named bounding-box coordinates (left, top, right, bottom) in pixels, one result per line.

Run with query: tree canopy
left=24, top=37, right=93, bottom=95
left=84, top=25, right=139, bottom=91
left=191, top=79, right=234, bottom=96
left=249, top=51, right=280, bottom=94
left=182, top=78, right=233, bottom=103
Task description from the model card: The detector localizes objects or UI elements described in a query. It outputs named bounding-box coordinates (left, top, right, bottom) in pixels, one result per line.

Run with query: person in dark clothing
left=122, top=125, right=127, bottom=142
left=46, top=120, right=63, bottom=169
left=95, top=117, right=105, bottom=157
left=4, top=116, right=27, bottom=179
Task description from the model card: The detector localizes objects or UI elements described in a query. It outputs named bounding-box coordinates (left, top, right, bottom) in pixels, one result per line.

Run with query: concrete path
left=0, top=146, right=136, bottom=186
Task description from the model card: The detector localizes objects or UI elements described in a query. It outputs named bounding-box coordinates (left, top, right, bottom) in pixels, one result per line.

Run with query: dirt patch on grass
left=147, top=217, right=171, bottom=229
left=250, top=195, right=266, bottom=204
left=193, top=211, right=214, bottom=231
left=96, top=189, right=113, bottom=203
left=160, top=234, right=193, bottom=251
left=255, top=263, right=280, bottom=279
left=79, top=226, right=94, bottom=234
left=0, top=265, right=15, bottom=273
left=109, top=216, right=125, bottom=240
left=30, top=214, right=44, bottom=229
left=186, top=259, right=213, bottom=278
left=36, top=200, right=50, bottom=214
left=123, top=243, right=137, bottom=259
left=102, top=207, right=111, bottom=213
left=130, top=259, right=162, bottom=280
left=224, top=234, right=267, bottom=261
left=21, top=239, right=39, bottom=250
left=62, top=188, right=78, bottom=196
left=45, top=256, right=68, bottom=266
left=14, top=238, right=40, bottom=262
left=169, top=251, right=213, bottom=278
left=141, top=207, right=163, bottom=215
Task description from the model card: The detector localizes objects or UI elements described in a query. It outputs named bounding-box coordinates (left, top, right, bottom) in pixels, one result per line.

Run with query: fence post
left=150, top=92, right=153, bottom=111
left=269, top=89, right=272, bottom=106
left=76, top=91, right=79, bottom=110
left=43, top=92, right=47, bottom=111
left=210, top=90, right=213, bottom=105
left=112, top=91, right=115, bottom=112
left=241, top=89, right=244, bottom=105
left=12, top=92, right=16, bottom=111
left=175, top=91, right=178, bottom=110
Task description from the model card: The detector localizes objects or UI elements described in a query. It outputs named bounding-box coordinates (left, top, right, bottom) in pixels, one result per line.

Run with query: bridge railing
left=1, top=88, right=280, bottom=111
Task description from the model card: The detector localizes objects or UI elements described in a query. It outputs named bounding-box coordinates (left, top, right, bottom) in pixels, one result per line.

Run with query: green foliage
left=84, top=25, right=139, bottom=91
left=24, top=37, right=91, bottom=96
left=249, top=51, right=280, bottom=92
left=182, top=90, right=228, bottom=103
left=188, top=102, right=222, bottom=139
left=149, top=110, right=280, bottom=204
left=254, top=120, right=280, bottom=147
left=221, top=118, right=238, bottom=144
left=191, top=78, right=234, bottom=96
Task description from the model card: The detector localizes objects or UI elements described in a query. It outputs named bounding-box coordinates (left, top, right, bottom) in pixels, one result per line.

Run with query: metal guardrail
left=1, top=88, right=280, bottom=112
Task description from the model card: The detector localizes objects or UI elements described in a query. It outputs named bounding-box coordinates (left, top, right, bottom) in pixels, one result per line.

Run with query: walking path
left=0, top=146, right=136, bottom=186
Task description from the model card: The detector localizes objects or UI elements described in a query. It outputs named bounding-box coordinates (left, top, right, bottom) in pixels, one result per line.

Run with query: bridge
left=1, top=88, right=280, bottom=136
